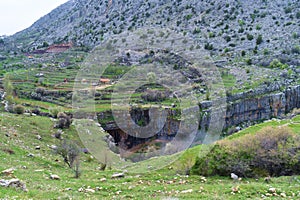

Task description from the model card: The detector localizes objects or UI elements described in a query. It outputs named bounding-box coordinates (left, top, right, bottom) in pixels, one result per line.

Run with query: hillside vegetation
left=0, top=112, right=299, bottom=199
left=0, top=0, right=300, bottom=199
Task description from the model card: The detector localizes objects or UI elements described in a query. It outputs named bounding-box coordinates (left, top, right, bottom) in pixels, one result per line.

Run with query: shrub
left=241, top=50, right=246, bottom=56
left=247, top=34, right=254, bottom=40
left=55, top=139, right=81, bottom=178
left=208, top=32, right=215, bottom=38
left=245, top=58, right=252, bottom=65
left=14, top=104, right=25, bottom=114
left=204, top=43, right=213, bottom=50
left=191, top=126, right=300, bottom=177
left=35, top=87, right=45, bottom=94
left=269, top=59, right=288, bottom=69
left=291, top=46, right=300, bottom=54
left=224, top=35, right=231, bottom=42
left=49, top=106, right=63, bottom=118
left=55, top=112, right=72, bottom=129
left=284, top=7, right=292, bottom=14
left=256, top=34, right=263, bottom=45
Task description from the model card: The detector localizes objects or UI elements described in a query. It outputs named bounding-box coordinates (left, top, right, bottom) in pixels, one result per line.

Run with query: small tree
left=56, top=139, right=81, bottom=178
left=3, top=74, right=14, bottom=112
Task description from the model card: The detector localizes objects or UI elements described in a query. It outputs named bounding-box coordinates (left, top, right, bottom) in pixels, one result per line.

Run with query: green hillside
left=0, top=112, right=299, bottom=199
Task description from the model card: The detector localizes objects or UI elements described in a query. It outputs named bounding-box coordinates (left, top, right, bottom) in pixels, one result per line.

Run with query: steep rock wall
left=101, top=85, right=300, bottom=148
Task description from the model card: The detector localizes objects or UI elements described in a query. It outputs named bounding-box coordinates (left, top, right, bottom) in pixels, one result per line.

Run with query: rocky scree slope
left=2, top=0, right=299, bottom=65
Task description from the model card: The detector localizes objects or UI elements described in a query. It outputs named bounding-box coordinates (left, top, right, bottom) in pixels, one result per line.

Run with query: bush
left=35, top=87, right=45, bottom=94
left=245, top=58, right=252, bottom=65
left=247, top=34, right=254, bottom=41
left=256, top=34, right=263, bottom=45
left=297, top=11, right=300, bottom=19
left=55, top=112, right=72, bottom=129
left=55, top=139, right=81, bottom=178
left=241, top=50, right=246, bottom=56
left=291, top=46, right=300, bottom=54
left=269, top=59, right=288, bottom=69
left=49, top=106, right=63, bottom=118
left=191, top=126, right=300, bottom=177
left=204, top=43, right=213, bottom=50
left=14, top=104, right=25, bottom=114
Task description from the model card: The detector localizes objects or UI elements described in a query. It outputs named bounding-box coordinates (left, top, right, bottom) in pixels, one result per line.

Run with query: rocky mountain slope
left=3, top=0, right=299, bottom=64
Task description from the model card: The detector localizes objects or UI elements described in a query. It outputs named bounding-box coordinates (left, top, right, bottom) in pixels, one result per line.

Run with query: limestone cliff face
left=101, top=85, right=300, bottom=147
left=225, top=85, right=300, bottom=128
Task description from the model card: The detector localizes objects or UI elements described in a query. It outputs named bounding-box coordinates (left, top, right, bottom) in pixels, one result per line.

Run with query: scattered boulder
left=100, top=178, right=107, bottom=182
left=54, top=129, right=64, bottom=139
left=27, top=153, right=34, bottom=157
left=280, top=193, right=287, bottom=198
left=111, top=173, right=125, bottom=179
left=85, top=188, right=95, bottom=193
left=231, top=173, right=238, bottom=180
left=1, top=168, right=15, bottom=176
left=269, top=188, right=276, bottom=193
left=35, top=73, right=44, bottom=77
left=50, top=145, right=58, bottom=150
left=50, top=174, right=60, bottom=180
left=81, top=148, right=89, bottom=154
left=78, top=187, right=95, bottom=193
left=0, top=178, right=27, bottom=192
left=181, top=189, right=193, bottom=193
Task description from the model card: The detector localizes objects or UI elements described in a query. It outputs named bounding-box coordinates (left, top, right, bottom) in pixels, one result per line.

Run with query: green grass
left=221, top=72, right=236, bottom=89
left=227, top=115, right=300, bottom=140
left=0, top=112, right=299, bottom=199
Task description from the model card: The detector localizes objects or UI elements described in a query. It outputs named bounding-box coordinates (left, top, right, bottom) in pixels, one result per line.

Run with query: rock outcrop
left=101, top=85, right=300, bottom=148
left=225, top=85, right=300, bottom=128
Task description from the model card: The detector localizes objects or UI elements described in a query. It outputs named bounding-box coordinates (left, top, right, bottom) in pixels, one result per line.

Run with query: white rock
left=116, top=190, right=122, bottom=195
left=100, top=178, right=107, bottom=182
left=50, top=174, right=60, bottom=180
left=1, top=168, right=15, bottom=175
left=280, top=192, right=286, bottom=197
left=181, top=189, right=193, bottom=193
left=231, top=173, right=238, bottom=180
left=50, top=145, right=58, bottom=150
left=269, top=188, right=276, bottom=193
left=85, top=188, right=95, bottom=193
left=27, top=153, right=34, bottom=157
left=111, top=173, right=125, bottom=179
left=0, top=178, right=27, bottom=191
